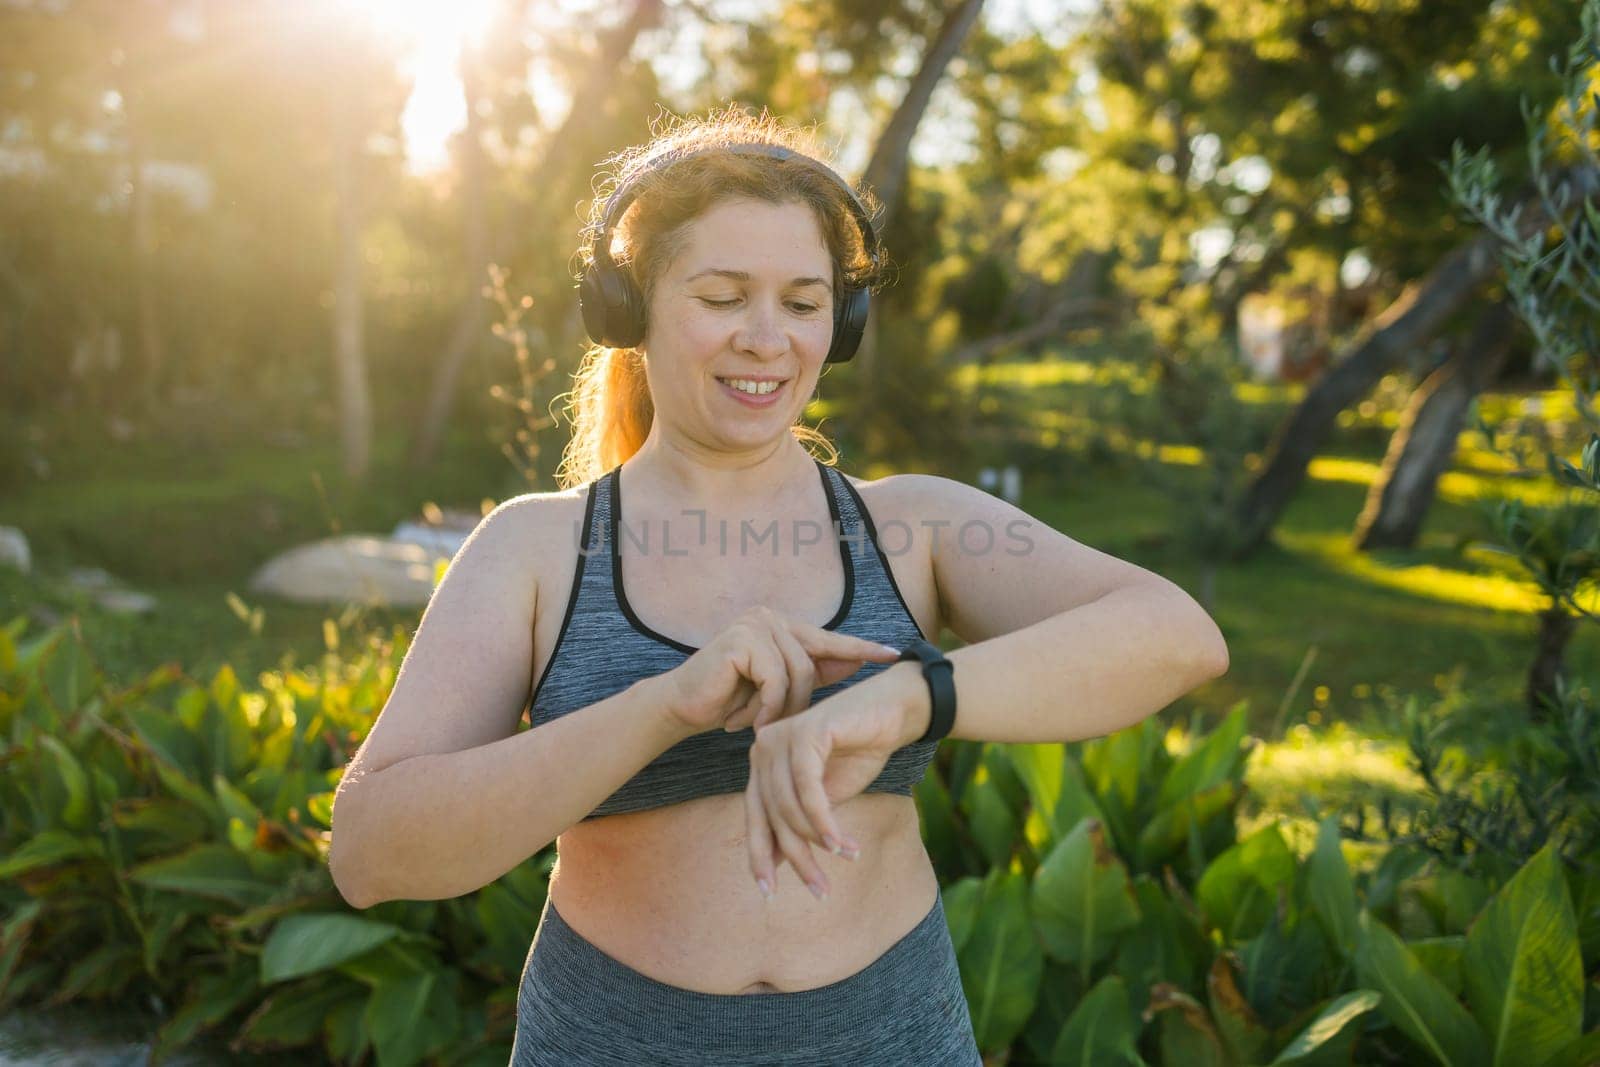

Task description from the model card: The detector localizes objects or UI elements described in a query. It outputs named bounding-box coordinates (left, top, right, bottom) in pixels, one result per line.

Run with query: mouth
left=715, top=376, right=790, bottom=406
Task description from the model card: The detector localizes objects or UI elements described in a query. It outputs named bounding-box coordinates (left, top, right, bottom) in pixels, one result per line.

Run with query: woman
left=328, top=107, right=1230, bottom=1066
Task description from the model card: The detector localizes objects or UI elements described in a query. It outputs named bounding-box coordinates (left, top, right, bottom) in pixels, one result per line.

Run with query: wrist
left=637, top=673, right=700, bottom=745
left=885, top=660, right=933, bottom=747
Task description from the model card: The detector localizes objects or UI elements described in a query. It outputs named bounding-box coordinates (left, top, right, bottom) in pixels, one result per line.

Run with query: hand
left=744, top=666, right=919, bottom=901
left=659, top=606, right=902, bottom=735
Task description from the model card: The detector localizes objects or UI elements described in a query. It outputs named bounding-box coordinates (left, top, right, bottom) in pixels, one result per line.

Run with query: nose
left=732, top=300, right=789, bottom=358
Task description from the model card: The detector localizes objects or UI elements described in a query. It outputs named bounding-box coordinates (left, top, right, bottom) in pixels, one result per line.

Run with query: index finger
left=792, top=626, right=901, bottom=664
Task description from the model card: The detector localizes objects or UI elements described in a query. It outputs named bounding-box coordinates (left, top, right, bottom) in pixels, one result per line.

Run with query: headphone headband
left=586, top=142, right=879, bottom=274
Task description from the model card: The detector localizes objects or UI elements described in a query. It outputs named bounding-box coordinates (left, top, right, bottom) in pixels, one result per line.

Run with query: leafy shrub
left=918, top=708, right=1600, bottom=1065
left=4, top=617, right=1596, bottom=1065
left=0, top=616, right=548, bottom=1066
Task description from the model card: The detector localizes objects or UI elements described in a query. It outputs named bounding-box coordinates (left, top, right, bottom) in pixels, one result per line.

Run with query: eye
left=788, top=302, right=821, bottom=314
left=700, top=297, right=739, bottom=308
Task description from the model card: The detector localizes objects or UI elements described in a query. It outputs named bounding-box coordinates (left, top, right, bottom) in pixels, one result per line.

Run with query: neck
left=625, top=435, right=816, bottom=513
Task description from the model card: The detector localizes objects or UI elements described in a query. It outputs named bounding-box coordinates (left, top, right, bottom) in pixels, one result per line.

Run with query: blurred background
left=3, top=1, right=1599, bottom=1064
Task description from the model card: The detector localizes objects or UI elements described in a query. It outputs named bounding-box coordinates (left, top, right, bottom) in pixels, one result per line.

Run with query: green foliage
left=1353, top=685, right=1600, bottom=885
left=0, top=615, right=550, bottom=1064
left=4, top=618, right=1597, bottom=1064
left=920, top=705, right=1598, bottom=1065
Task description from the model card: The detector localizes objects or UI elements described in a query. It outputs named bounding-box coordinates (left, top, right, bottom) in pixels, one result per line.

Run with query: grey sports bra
left=526, top=458, right=940, bottom=819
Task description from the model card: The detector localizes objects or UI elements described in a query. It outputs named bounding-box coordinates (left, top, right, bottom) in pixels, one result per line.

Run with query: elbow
left=328, top=795, right=384, bottom=910
left=1205, top=636, right=1230, bottom=679
left=1195, top=621, right=1230, bottom=679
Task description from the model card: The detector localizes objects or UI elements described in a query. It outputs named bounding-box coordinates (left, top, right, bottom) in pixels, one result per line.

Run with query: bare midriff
left=548, top=789, right=939, bottom=995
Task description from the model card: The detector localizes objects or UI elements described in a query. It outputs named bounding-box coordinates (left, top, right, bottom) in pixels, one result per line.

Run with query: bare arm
left=326, top=491, right=695, bottom=907
left=881, top=474, right=1229, bottom=745
left=330, top=673, right=691, bottom=906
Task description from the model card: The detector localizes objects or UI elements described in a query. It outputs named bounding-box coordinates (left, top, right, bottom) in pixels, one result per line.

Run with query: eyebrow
left=684, top=268, right=830, bottom=290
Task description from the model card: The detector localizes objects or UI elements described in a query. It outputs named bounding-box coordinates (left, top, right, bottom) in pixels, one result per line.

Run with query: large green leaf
left=1208, top=953, right=1270, bottom=1064
left=260, top=913, right=408, bottom=984
left=1148, top=985, right=1228, bottom=1067
left=1308, top=816, right=1359, bottom=958
left=1269, top=990, right=1383, bottom=1066
left=1197, top=823, right=1296, bottom=942
left=914, top=772, right=960, bottom=873
left=1462, top=844, right=1583, bottom=1067
left=1115, top=876, right=1208, bottom=1014
left=1134, top=781, right=1240, bottom=870
left=124, top=703, right=204, bottom=781
left=1034, top=818, right=1141, bottom=971
left=1535, top=1030, right=1600, bottom=1067
left=129, top=843, right=279, bottom=907
left=956, top=869, right=1043, bottom=1051
left=1410, top=936, right=1466, bottom=997
left=942, top=877, right=983, bottom=953
left=241, top=978, right=366, bottom=1048
left=1048, top=975, right=1146, bottom=1066
left=1157, top=705, right=1250, bottom=808
left=1355, top=911, right=1489, bottom=1067
left=0, top=830, right=104, bottom=878
left=1007, top=742, right=1065, bottom=839
left=367, top=969, right=462, bottom=1067
left=960, top=752, right=1020, bottom=869
left=37, top=735, right=92, bottom=830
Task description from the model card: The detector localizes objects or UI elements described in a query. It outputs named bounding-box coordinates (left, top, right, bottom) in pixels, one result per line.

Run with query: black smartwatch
left=897, top=638, right=956, bottom=743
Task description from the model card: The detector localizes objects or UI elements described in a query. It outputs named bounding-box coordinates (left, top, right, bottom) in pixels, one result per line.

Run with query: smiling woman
left=326, top=104, right=1227, bottom=1067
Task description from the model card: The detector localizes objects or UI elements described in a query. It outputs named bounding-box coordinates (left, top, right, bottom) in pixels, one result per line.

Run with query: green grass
left=1, top=423, right=519, bottom=685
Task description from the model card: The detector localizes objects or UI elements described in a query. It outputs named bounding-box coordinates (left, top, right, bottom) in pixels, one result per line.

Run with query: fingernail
left=842, top=846, right=860, bottom=862
left=878, top=644, right=900, bottom=656
left=757, top=877, right=772, bottom=899
left=808, top=880, right=828, bottom=901
left=824, top=834, right=843, bottom=855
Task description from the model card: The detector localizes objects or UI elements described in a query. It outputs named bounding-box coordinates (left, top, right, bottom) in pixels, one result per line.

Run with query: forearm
left=888, top=580, right=1229, bottom=745
left=330, top=674, right=692, bottom=907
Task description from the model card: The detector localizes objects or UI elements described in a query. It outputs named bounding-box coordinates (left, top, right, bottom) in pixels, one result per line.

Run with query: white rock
left=0, top=527, right=29, bottom=573
left=391, top=520, right=470, bottom=559
left=66, top=566, right=117, bottom=591
left=248, top=535, right=448, bottom=608
left=94, top=588, right=158, bottom=615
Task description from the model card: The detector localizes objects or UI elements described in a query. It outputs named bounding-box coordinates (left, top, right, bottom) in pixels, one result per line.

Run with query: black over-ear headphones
left=577, top=142, right=879, bottom=364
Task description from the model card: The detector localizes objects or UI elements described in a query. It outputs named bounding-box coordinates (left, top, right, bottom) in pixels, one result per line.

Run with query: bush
left=3, top=617, right=1597, bottom=1065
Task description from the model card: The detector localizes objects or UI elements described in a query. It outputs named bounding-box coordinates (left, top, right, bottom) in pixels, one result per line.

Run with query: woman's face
left=639, top=196, right=836, bottom=451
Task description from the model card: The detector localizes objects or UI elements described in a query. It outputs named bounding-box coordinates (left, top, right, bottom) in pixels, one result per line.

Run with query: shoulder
left=838, top=469, right=996, bottom=520
left=445, top=484, right=595, bottom=596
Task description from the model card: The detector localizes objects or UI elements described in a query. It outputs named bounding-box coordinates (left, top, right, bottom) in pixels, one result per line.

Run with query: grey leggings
left=510, top=889, right=984, bottom=1066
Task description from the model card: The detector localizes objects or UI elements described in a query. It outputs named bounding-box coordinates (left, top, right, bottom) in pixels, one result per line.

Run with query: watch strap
left=897, top=638, right=956, bottom=744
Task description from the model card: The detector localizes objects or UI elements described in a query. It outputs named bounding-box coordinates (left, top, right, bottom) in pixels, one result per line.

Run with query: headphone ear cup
left=579, top=266, right=647, bottom=348
left=825, top=286, right=870, bottom=363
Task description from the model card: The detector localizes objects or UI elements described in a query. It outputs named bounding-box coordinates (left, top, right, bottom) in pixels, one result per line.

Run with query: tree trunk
left=332, top=94, right=371, bottom=482
left=859, top=0, right=986, bottom=236
left=1231, top=168, right=1599, bottom=559
left=1352, top=301, right=1515, bottom=550
left=409, top=50, right=492, bottom=468
left=852, top=0, right=986, bottom=393
left=489, top=0, right=664, bottom=269
left=1528, top=604, right=1578, bottom=721
left=122, top=84, right=164, bottom=416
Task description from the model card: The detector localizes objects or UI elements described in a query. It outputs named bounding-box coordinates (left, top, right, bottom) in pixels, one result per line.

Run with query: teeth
left=721, top=378, right=781, bottom=395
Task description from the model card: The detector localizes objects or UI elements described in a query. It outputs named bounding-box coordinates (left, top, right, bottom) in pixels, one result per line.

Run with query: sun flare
left=337, top=0, right=502, bottom=174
